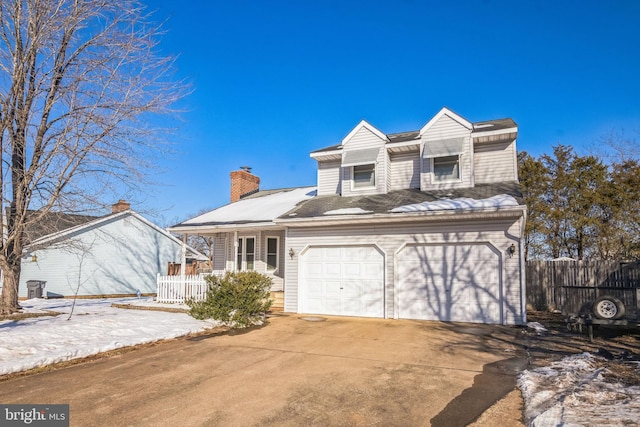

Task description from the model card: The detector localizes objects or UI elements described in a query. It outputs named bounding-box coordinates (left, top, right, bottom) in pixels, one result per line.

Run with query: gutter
left=275, top=205, right=527, bottom=227
left=167, top=221, right=284, bottom=234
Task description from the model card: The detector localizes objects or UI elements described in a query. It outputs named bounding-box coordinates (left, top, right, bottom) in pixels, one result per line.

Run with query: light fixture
left=31, top=255, right=38, bottom=262
left=289, top=248, right=295, bottom=259
left=507, top=244, right=516, bottom=258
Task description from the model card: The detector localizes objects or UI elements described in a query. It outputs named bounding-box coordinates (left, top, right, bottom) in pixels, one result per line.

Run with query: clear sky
left=142, top=0, right=640, bottom=226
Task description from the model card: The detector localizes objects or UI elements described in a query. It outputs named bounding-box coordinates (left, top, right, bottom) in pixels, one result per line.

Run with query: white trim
left=351, top=164, right=376, bottom=191
left=276, top=206, right=527, bottom=227
left=265, top=235, right=280, bottom=274
left=394, top=240, right=504, bottom=324
left=419, top=107, right=472, bottom=136
left=236, top=235, right=257, bottom=271
left=431, top=154, right=463, bottom=183
left=471, top=127, right=518, bottom=138
left=297, top=243, right=387, bottom=319
left=341, top=120, right=389, bottom=145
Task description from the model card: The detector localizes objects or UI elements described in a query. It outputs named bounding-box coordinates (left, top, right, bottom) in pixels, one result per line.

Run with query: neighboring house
left=17, top=201, right=205, bottom=299
left=170, top=107, right=527, bottom=325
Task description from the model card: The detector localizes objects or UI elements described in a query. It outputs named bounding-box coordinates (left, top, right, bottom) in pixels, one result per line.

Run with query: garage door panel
left=398, top=244, right=501, bottom=324
left=301, top=246, right=384, bottom=318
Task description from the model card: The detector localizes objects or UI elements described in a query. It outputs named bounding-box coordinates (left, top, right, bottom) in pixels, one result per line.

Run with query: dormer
left=311, top=107, right=518, bottom=197
left=418, top=107, right=473, bottom=190
left=311, top=120, right=389, bottom=197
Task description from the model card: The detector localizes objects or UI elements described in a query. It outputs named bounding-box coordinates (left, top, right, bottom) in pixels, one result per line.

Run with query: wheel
left=592, top=295, right=625, bottom=320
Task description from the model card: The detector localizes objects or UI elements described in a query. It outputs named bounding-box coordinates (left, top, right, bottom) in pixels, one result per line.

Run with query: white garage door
left=397, top=244, right=502, bottom=323
left=301, top=246, right=384, bottom=318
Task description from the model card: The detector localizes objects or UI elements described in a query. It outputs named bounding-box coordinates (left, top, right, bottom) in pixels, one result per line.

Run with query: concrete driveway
left=0, top=313, right=526, bottom=426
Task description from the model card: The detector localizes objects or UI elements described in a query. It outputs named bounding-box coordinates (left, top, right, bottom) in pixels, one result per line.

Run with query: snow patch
left=323, top=208, right=373, bottom=215
left=518, top=353, right=640, bottom=426
left=390, top=194, right=519, bottom=213
left=0, top=298, right=219, bottom=375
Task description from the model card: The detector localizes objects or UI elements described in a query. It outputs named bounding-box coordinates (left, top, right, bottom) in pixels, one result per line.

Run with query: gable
left=342, top=120, right=387, bottom=150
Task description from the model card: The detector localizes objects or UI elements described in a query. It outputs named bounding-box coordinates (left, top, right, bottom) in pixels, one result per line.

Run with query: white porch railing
left=156, top=271, right=225, bottom=303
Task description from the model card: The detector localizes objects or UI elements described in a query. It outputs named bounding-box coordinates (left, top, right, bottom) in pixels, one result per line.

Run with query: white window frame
left=265, top=236, right=279, bottom=273
left=351, top=163, right=376, bottom=190
left=236, top=236, right=256, bottom=271
left=432, top=155, right=462, bottom=182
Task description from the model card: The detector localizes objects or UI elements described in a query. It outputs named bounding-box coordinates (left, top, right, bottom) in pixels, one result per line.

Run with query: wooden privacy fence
left=526, top=260, right=640, bottom=315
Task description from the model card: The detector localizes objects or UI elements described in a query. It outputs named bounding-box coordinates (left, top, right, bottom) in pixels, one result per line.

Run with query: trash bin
left=26, top=280, right=46, bottom=298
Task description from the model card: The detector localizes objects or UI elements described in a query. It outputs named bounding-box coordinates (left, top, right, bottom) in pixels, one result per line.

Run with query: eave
left=276, top=205, right=526, bottom=228
left=168, top=221, right=284, bottom=235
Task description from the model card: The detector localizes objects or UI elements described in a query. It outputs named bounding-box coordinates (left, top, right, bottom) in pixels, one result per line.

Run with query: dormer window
left=423, top=137, right=465, bottom=183
left=433, top=155, right=460, bottom=181
left=353, top=164, right=375, bottom=188
left=342, top=147, right=380, bottom=191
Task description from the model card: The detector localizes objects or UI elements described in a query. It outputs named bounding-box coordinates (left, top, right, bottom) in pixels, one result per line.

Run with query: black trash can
left=26, top=280, right=46, bottom=298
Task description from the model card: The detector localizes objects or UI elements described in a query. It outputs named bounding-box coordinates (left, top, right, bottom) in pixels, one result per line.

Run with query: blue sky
left=143, top=0, right=640, bottom=225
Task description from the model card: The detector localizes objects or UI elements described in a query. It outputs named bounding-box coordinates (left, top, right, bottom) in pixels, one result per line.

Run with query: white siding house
left=19, top=209, right=205, bottom=298
left=170, top=107, right=527, bottom=325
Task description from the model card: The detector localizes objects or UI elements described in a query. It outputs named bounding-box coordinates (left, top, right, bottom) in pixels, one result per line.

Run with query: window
left=433, top=155, right=460, bottom=181
left=266, top=237, right=279, bottom=272
left=353, top=164, right=375, bottom=188
left=236, top=237, right=255, bottom=271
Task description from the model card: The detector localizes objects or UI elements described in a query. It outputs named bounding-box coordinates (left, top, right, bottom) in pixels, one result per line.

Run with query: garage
left=301, top=246, right=384, bottom=317
left=397, top=243, right=502, bottom=323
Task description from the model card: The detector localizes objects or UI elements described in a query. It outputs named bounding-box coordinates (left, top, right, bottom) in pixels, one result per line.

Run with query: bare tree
left=0, top=0, right=188, bottom=314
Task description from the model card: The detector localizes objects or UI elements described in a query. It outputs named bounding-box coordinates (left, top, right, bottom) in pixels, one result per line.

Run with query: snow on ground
left=390, top=194, right=519, bottom=212
left=0, top=297, right=220, bottom=375
left=4, top=299, right=640, bottom=425
left=518, top=352, right=640, bottom=426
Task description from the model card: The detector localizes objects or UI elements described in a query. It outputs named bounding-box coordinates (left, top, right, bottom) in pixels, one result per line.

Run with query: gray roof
left=313, top=117, right=517, bottom=153
left=473, top=118, right=517, bottom=132
left=387, top=131, right=420, bottom=143
left=279, top=182, right=523, bottom=219
left=22, top=210, right=101, bottom=243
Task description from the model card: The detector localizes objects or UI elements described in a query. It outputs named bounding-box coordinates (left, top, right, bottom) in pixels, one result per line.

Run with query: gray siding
left=20, top=214, right=185, bottom=297
left=474, top=140, right=518, bottom=184
left=218, top=230, right=285, bottom=291
left=389, top=152, right=420, bottom=190
left=317, top=160, right=341, bottom=196
left=420, top=114, right=473, bottom=191
left=283, top=218, right=525, bottom=325
left=341, top=127, right=388, bottom=197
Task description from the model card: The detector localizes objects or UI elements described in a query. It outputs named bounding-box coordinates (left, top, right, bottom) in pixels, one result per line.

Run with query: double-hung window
left=266, top=237, right=279, bottom=272
left=353, top=164, right=375, bottom=188
left=433, top=155, right=460, bottom=181
left=423, top=137, right=464, bottom=183
left=236, top=237, right=255, bottom=271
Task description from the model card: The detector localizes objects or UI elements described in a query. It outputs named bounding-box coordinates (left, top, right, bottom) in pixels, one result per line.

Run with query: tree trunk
left=0, top=262, right=22, bottom=314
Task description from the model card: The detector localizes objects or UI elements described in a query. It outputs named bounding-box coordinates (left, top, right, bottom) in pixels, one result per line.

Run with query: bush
left=186, top=271, right=273, bottom=328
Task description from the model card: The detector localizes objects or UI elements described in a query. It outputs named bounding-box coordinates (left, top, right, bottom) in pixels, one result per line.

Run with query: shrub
left=186, top=271, right=273, bottom=328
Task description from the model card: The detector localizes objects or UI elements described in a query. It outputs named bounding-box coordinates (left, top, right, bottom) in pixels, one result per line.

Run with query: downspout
left=519, top=210, right=527, bottom=324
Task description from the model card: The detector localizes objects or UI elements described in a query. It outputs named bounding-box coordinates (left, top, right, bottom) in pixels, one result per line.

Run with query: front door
left=236, top=237, right=256, bottom=271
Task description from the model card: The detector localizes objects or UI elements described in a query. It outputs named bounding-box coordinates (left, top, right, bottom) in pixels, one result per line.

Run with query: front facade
left=170, top=107, right=527, bottom=325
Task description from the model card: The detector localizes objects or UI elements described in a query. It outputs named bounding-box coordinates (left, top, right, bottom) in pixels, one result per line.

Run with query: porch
left=155, top=273, right=284, bottom=310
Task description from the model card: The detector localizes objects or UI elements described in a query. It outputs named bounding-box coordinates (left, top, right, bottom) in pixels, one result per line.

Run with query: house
left=169, top=107, right=527, bottom=325
left=17, top=201, right=206, bottom=299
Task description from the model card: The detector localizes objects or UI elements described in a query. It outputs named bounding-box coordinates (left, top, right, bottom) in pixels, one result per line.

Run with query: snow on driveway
left=0, top=297, right=219, bottom=375
left=519, top=352, right=640, bottom=426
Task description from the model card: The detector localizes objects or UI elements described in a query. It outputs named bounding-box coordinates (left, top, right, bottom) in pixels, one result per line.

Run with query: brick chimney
left=112, top=199, right=131, bottom=213
left=230, top=166, right=260, bottom=203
